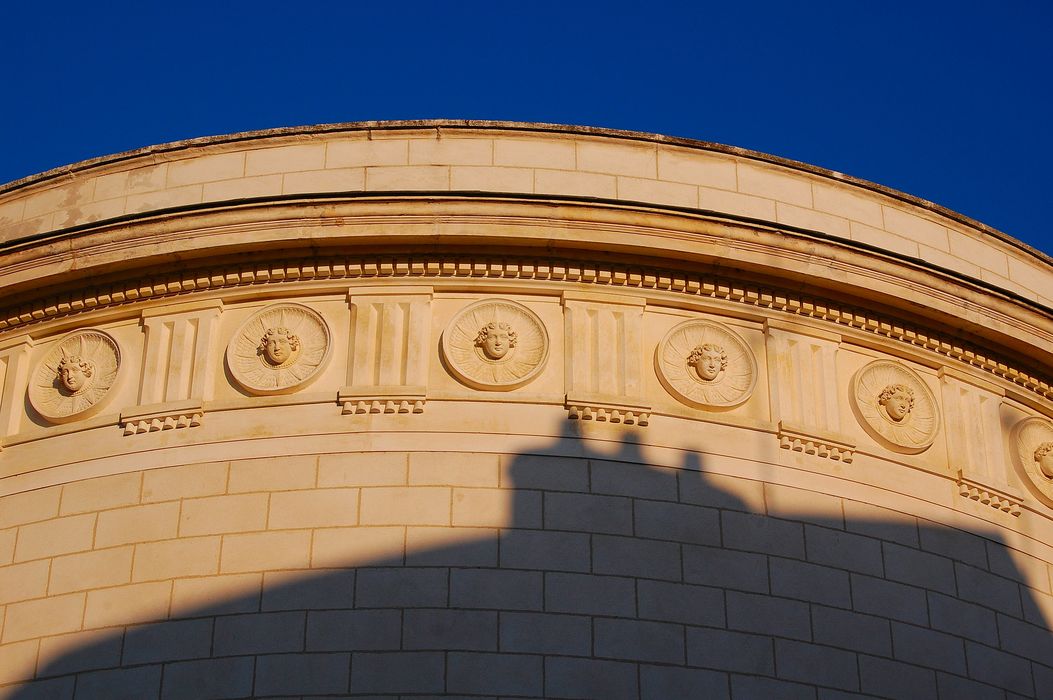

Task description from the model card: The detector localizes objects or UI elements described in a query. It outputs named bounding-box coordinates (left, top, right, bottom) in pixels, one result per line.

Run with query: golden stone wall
left=0, top=122, right=1051, bottom=698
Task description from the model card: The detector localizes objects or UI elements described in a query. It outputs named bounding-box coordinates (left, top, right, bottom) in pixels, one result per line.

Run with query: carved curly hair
left=1036, top=441, right=1053, bottom=461
left=57, top=355, right=95, bottom=378
left=474, top=321, right=517, bottom=348
left=687, top=343, right=727, bottom=371
left=258, top=327, right=302, bottom=355
left=878, top=384, right=915, bottom=410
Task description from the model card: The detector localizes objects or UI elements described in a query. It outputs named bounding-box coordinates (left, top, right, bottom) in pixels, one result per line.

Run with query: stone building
left=0, top=121, right=1051, bottom=698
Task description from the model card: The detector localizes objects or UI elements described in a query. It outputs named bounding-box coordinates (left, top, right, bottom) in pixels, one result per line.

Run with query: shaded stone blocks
left=0, top=449, right=1051, bottom=698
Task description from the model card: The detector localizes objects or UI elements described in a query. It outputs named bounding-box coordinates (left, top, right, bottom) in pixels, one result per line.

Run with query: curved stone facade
left=0, top=122, right=1051, bottom=698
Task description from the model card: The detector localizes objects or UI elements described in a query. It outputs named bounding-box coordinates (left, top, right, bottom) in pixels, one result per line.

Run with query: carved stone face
left=264, top=336, right=292, bottom=364
left=694, top=348, right=725, bottom=381
left=881, top=388, right=912, bottom=422
left=1036, top=442, right=1053, bottom=479
left=481, top=327, right=512, bottom=360
left=688, top=343, right=726, bottom=382
left=259, top=328, right=300, bottom=366
left=57, top=357, right=93, bottom=393
left=475, top=322, right=517, bottom=361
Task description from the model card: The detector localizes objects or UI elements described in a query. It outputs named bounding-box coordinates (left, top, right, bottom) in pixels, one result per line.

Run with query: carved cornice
left=2, top=121, right=1045, bottom=274
left=777, top=422, right=855, bottom=463
left=338, top=387, right=427, bottom=415
left=956, top=471, right=1022, bottom=516
left=0, top=253, right=1050, bottom=405
left=121, top=399, right=205, bottom=435
left=566, top=398, right=651, bottom=426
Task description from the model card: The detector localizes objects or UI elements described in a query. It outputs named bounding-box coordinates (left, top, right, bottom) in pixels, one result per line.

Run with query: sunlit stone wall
left=0, top=122, right=1051, bottom=698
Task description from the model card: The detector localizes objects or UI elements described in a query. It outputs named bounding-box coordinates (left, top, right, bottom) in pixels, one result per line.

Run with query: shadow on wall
left=11, top=420, right=1053, bottom=699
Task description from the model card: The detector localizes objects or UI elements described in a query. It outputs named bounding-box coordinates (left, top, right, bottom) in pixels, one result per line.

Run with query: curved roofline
left=2, top=119, right=1049, bottom=266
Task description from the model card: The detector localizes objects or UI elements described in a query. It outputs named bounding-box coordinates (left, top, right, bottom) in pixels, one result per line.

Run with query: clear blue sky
left=4, top=1, right=1051, bottom=254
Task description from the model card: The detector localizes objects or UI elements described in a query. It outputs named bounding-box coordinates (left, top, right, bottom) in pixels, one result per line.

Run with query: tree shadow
left=9, top=419, right=1053, bottom=699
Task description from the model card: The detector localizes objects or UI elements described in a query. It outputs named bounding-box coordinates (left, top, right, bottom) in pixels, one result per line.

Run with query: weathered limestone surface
left=0, top=123, right=1051, bottom=698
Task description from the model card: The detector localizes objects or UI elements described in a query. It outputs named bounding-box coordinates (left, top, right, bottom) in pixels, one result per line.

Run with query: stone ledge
left=338, top=387, right=427, bottom=415
left=956, top=471, right=1023, bottom=516
left=566, top=396, right=651, bottom=426
left=121, top=400, right=204, bottom=436
left=777, top=422, right=855, bottom=463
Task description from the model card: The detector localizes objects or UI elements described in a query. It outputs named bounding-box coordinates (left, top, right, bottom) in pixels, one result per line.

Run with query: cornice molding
left=1, top=120, right=1047, bottom=271
left=1, top=252, right=1050, bottom=404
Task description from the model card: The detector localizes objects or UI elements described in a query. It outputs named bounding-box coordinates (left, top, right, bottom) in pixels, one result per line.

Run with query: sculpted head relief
left=442, top=300, right=547, bottom=391
left=851, top=361, right=937, bottom=454
left=878, top=383, right=915, bottom=422
left=258, top=327, right=302, bottom=367
left=1011, top=418, right=1053, bottom=505
left=688, top=343, right=727, bottom=382
left=1036, top=442, right=1053, bottom=479
left=57, top=352, right=95, bottom=394
left=475, top=321, right=517, bottom=360
left=656, top=321, right=756, bottom=410
left=229, top=304, right=330, bottom=395
left=30, top=330, right=121, bottom=423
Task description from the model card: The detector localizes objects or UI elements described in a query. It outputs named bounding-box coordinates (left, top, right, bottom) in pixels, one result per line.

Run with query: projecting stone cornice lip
left=14, top=193, right=1053, bottom=317
left=0, top=197, right=1051, bottom=377
left=1, top=119, right=1049, bottom=268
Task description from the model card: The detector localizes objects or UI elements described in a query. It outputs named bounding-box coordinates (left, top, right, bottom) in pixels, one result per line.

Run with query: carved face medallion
left=228, top=304, right=331, bottom=395
left=1036, top=442, right=1053, bottom=479
left=1011, top=418, right=1053, bottom=506
left=58, top=356, right=95, bottom=394
left=29, top=330, right=121, bottom=423
left=476, top=322, right=517, bottom=360
left=442, top=300, right=548, bottom=391
left=689, top=344, right=726, bottom=382
left=879, top=384, right=914, bottom=423
left=259, top=327, right=301, bottom=367
left=851, top=361, right=938, bottom=453
left=656, top=321, right=756, bottom=410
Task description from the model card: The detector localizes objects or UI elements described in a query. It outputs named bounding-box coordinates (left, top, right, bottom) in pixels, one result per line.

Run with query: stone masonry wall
left=2, top=447, right=1052, bottom=699
left=1, top=126, right=1050, bottom=309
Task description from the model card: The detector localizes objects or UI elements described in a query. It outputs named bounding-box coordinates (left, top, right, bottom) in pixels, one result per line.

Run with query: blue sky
left=4, top=1, right=1051, bottom=254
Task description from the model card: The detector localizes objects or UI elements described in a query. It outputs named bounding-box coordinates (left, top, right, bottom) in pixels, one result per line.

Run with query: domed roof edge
left=1, top=119, right=1049, bottom=268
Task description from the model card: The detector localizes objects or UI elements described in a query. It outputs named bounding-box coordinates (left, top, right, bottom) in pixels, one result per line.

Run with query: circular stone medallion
left=441, top=299, right=549, bottom=391
left=29, top=330, right=121, bottom=423
left=851, top=360, right=939, bottom=454
left=655, top=319, right=757, bottom=409
left=1011, top=417, right=1053, bottom=507
left=227, top=303, right=331, bottom=395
